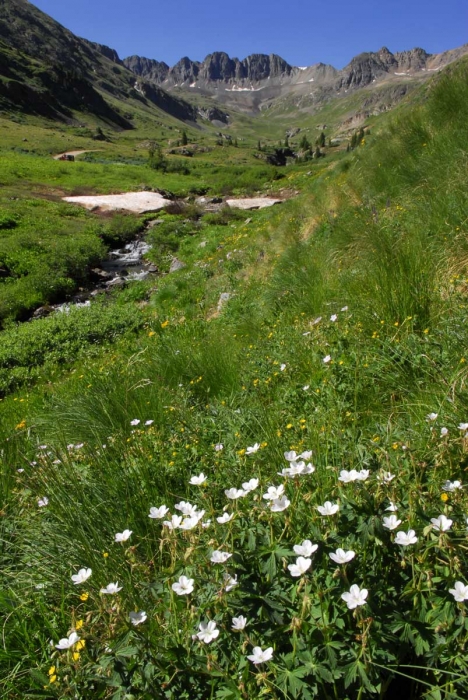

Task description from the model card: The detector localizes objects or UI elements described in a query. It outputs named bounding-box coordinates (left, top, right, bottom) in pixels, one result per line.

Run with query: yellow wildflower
left=75, top=620, right=83, bottom=631
left=79, top=592, right=89, bottom=602
left=441, top=493, right=449, bottom=502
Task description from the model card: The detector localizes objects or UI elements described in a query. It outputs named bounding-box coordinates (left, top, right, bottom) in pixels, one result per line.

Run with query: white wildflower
left=293, top=540, right=318, bottom=557
left=100, top=582, right=122, bottom=595
left=197, top=621, right=219, bottom=643
left=172, top=575, right=194, bottom=595
left=232, top=615, right=248, bottom=630
left=129, top=611, right=147, bottom=626
left=382, top=515, right=402, bottom=530
left=247, top=646, right=274, bottom=664
left=288, top=556, right=312, bottom=577
left=263, top=485, right=285, bottom=501
left=190, top=473, right=207, bottom=486
left=270, top=496, right=290, bottom=512
left=149, top=505, right=169, bottom=519
left=430, top=514, right=453, bottom=532
left=115, top=529, right=132, bottom=543
left=55, top=632, right=80, bottom=650
left=341, top=584, right=368, bottom=609
left=246, top=443, right=260, bottom=455
left=449, top=581, right=468, bottom=602
left=210, top=550, right=232, bottom=564
left=394, top=529, right=418, bottom=546
left=329, top=548, right=355, bottom=564
left=317, top=501, right=339, bottom=516
left=71, top=568, right=92, bottom=585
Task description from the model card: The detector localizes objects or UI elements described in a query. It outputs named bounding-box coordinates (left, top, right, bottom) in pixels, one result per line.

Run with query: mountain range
left=0, top=0, right=467, bottom=129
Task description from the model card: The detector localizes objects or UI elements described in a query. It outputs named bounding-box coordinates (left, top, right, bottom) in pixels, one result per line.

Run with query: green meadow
left=1, top=59, right=468, bottom=699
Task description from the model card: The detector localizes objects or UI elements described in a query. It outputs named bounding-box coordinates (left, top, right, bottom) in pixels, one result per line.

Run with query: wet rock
left=91, top=268, right=113, bottom=280
left=105, top=277, right=126, bottom=287
left=33, top=306, right=53, bottom=319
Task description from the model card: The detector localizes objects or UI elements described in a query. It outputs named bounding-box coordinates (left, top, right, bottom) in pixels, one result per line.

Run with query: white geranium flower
left=246, top=443, right=260, bottom=455
left=71, top=568, right=92, bottom=585
left=197, top=621, right=219, bottom=643
left=149, top=505, right=169, bottom=519
left=232, top=615, right=248, bottom=630
left=426, top=413, right=438, bottom=422
left=225, top=488, right=246, bottom=500
left=329, top=548, right=355, bottom=564
left=130, top=419, right=140, bottom=426
left=449, top=581, right=468, bottom=602
left=38, top=497, right=49, bottom=508
left=293, top=540, right=318, bottom=557
left=386, top=501, right=398, bottom=512
left=299, top=450, right=313, bottom=460
left=163, top=514, right=183, bottom=530
left=341, top=584, right=368, bottom=609
left=180, top=517, right=199, bottom=531
left=145, top=420, right=154, bottom=426
left=270, top=496, right=290, bottom=512
left=442, top=480, right=462, bottom=492
left=263, top=485, right=285, bottom=501
left=223, top=573, right=238, bottom=591
left=279, top=463, right=306, bottom=478
left=202, top=520, right=211, bottom=528
left=303, top=385, right=310, bottom=391
left=210, top=550, right=232, bottom=564
left=217, top=512, right=234, bottom=524
left=288, top=556, right=312, bottom=577
left=377, top=471, right=395, bottom=483
left=356, top=469, right=370, bottom=481
left=247, top=646, right=274, bottom=664
left=115, top=529, right=132, bottom=543
left=440, top=427, right=448, bottom=437
left=242, top=478, right=259, bottom=492
left=341, top=306, right=349, bottom=311
left=174, top=501, right=198, bottom=516
left=56, top=632, right=80, bottom=650
left=129, top=611, right=147, bottom=626
left=190, top=473, right=207, bottom=486
left=280, top=364, right=287, bottom=371
left=172, top=575, right=194, bottom=595
left=215, top=443, right=224, bottom=451
left=323, top=355, right=331, bottom=364
left=430, top=514, right=453, bottom=532
left=317, top=501, right=339, bottom=516
left=458, top=423, right=468, bottom=432
left=100, top=582, right=122, bottom=595
left=330, top=314, right=337, bottom=322
left=394, top=529, right=418, bottom=546
left=284, top=450, right=298, bottom=462
left=338, top=469, right=359, bottom=483
left=312, top=316, right=322, bottom=325
left=382, top=515, right=402, bottom=530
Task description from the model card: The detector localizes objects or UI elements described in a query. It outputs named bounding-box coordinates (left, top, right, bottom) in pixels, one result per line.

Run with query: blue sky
left=32, top=0, right=468, bottom=68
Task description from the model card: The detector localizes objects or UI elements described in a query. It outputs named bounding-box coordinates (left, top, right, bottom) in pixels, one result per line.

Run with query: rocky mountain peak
left=123, top=55, right=170, bottom=82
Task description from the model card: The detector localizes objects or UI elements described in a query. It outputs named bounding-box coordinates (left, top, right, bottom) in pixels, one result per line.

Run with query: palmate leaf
left=276, top=665, right=309, bottom=698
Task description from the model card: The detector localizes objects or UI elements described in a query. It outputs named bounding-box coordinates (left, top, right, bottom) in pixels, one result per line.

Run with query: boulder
left=169, top=258, right=186, bottom=273
left=33, top=306, right=53, bottom=319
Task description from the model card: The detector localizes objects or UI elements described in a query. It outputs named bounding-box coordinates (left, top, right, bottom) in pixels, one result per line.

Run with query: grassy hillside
left=1, top=56, right=468, bottom=700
